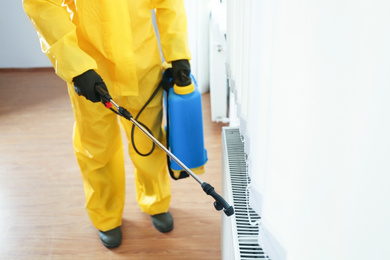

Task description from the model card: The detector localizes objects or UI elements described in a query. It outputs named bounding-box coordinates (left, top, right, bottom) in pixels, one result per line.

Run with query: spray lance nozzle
left=201, top=182, right=234, bottom=216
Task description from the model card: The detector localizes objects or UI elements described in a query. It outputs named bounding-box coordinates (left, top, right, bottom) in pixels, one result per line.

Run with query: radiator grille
left=223, top=127, right=270, bottom=259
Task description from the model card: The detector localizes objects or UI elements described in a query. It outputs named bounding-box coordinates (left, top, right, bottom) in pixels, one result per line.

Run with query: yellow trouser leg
left=69, top=87, right=125, bottom=232
left=119, top=89, right=171, bottom=215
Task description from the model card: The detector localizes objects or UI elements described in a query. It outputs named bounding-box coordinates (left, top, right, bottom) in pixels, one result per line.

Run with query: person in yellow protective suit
left=23, top=0, right=193, bottom=248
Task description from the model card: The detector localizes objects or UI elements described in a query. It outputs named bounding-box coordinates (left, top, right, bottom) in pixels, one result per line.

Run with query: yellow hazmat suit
left=23, top=0, right=191, bottom=231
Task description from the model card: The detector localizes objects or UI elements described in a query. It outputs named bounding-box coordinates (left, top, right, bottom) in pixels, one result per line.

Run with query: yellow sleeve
left=23, top=0, right=97, bottom=83
left=151, top=0, right=192, bottom=63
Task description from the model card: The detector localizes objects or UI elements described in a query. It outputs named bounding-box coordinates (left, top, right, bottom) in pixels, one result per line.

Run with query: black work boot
left=98, top=226, right=122, bottom=248
left=151, top=211, right=174, bottom=233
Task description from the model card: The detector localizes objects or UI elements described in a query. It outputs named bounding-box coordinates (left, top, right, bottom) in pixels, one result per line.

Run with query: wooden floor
left=0, top=69, right=227, bottom=259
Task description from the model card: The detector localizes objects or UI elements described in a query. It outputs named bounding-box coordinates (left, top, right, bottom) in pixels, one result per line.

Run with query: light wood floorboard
left=0, top=68, right=227, bottom=259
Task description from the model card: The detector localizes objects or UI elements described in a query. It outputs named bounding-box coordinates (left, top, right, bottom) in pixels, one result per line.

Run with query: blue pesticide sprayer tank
left=164, top=74, right=208, bottom=180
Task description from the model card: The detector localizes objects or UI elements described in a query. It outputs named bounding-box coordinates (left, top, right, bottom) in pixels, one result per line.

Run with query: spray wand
left=95, top=84, right=234, bottom=217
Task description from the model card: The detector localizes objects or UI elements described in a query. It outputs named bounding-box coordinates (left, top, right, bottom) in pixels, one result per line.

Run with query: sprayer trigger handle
left=95, top=84, right=112, bottom=104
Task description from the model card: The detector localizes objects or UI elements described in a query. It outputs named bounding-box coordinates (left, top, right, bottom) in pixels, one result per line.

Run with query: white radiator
left=222, top=127, right=270, bottom=260
left=209, top=1, right=229, bottom=123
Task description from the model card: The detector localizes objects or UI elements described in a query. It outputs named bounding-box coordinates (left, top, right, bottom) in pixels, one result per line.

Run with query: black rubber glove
left=171, top=59, right=192, bottom=86
left=73, top=69, right=108, bottom=103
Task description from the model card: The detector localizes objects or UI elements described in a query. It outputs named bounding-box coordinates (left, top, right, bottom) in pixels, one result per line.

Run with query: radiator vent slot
left=222, top=127, right=270, bottom=259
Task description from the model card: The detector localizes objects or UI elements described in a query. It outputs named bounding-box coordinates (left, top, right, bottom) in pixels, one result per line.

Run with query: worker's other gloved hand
left=73, top=69, right=108, bottom=103
left=172, top=59, right=192, bottom=87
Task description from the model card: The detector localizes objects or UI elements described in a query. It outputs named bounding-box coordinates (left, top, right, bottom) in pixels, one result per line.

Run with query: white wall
left=227, top=0, right=390, bottom=259
left=0, top=0, right=51, bottom=68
